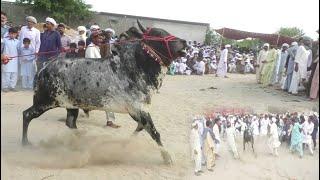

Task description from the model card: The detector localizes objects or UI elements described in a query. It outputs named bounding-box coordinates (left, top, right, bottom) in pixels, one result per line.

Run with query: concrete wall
left=1, top=1, right=209, bottom=43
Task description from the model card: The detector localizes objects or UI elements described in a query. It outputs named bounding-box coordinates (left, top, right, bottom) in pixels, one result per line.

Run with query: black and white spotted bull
left=22, top=20, right=187, bottom=164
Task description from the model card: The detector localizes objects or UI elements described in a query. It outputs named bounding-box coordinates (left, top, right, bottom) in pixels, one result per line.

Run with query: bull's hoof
left=22, top=139, right=32, bottom=146
left=66, top=121, right=77, bottom=129
left=160, top=149, right=173, bottom=166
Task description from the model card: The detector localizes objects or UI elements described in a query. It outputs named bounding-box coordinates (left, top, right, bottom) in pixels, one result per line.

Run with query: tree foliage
left=204, top=29, right=221, bottom=46
left=276, top=27, right=305, bottom=38
left=16, top=0, right=92, bottom=25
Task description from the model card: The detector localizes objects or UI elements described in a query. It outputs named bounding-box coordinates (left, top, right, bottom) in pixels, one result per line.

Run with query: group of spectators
left=190, top=111, right=319, bottom=176
left=168, top=41, right=256, bottom=76
left=1, top=11, right=118, bottom=92
left=255, top=35, right=319, bottom=100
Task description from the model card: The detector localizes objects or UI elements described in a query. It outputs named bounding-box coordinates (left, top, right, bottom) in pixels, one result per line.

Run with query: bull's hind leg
left=22, top=105, right=52, bottom=145
left=83, top=109, right=90, bottom=118
left=129, top=110, right=172, bottom=165
left=66, top=109, right=79, bottom=129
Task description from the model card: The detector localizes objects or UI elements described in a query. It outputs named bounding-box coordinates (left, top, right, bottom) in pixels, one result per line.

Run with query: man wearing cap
left=19, top=16, right=40, bottom=53
left=100, top=28, right=116, bottom=58
left=86, top=24, right=100, bottom=46
left=289, top=37, right=312, bottom=95
left=282, top=42, right=299, bottom=91
left=267, top=117, right=281, bottom=156
left=216, top=44, right=230, bottom=78
left=256, top=43, right=269, bottom=83
left=261, top=45, right=279, bottom=87
left=273, top=43, right=289, bottom=84
left=37, top=17, right=61, bottom=70
left=190, top=122, right=202, bottom=176
left=76, top=26, right=87, bottom=44
left=290, top=118, right=303, bottom=158
left=302, top=116, right=314, bottom=155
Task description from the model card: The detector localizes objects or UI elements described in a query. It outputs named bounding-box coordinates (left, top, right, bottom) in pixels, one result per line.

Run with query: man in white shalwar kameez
left=226, top=121, right=239, bottom=159
left=216, top=44, right=230, bottom=78
left=289, top=37, right=311, bottom=95
left=2, top=28, right=19, bottom=91
left=18, top=16, right=40, bottom=53
left=190, top=122, right=202, bottom=176
left=302, top=117, right=314, bottom=155
left=260, top=114, right=269, bottom=136
left=250, top=117, right=260, bottom=137
left=212, top=119, right=221, bottom=156
left=268, top=117, right=281, bottom=156
left=195, top=116, right=205, bottom=165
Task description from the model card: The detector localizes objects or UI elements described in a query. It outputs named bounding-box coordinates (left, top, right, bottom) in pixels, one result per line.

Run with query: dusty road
left=1, top=74, right=318, bottom=180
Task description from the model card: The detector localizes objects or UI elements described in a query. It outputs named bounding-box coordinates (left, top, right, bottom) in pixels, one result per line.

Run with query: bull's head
left=128, top=20, right=187, bottom=66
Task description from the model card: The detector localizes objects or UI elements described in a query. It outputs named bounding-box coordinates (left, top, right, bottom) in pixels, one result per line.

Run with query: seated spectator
left=193, top=58, right=205, bottom=75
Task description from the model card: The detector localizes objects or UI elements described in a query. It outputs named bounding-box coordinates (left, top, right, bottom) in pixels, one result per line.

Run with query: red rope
left=3, top=33, right=179, bottom=64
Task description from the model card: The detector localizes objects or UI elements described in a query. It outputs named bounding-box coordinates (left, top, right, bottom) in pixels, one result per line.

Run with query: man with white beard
left=190, top=122, right=202, bottom=176
left=289, top=37, right=312, bottom=95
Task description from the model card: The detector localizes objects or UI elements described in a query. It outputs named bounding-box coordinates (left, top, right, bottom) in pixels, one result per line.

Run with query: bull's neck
left=135, top=43, right=167, bottom=90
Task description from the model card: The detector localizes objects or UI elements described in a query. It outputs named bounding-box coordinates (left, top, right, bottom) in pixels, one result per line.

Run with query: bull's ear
left=137, top=19, right=146, bottom=33
left=127, top=27, right=143, bottom=39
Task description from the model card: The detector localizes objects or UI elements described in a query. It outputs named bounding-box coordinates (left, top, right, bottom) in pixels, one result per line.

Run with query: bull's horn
left=137, top=20, right=146, bottom=33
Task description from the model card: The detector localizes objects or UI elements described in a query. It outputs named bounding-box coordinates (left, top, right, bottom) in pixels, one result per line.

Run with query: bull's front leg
left=129, top=110, right=172, bottom=165
left=66, top=109, right=79, bottom=128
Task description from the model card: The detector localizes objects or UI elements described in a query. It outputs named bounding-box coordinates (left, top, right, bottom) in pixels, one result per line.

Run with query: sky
left=85, top=0, right=319, bottom=40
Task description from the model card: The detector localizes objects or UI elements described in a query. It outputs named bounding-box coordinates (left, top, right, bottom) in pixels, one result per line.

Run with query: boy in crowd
left=2, top=27, right=20, bottom=92
left=19, top=37, right=36, bottom=89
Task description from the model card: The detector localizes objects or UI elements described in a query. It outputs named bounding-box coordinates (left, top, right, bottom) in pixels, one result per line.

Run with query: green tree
left=16, top=0, right=92, bottom=25
left=205, top=28, right=221, bottom=46
left=276, top=27, right=305, bottom=38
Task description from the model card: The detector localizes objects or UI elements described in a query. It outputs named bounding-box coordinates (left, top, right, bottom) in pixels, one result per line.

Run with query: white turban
left=282, top=43, right=289, bottom=48
left=90, top=25, right=100, bottom=30
left=45, top=17, right=57, bottom=26
left=263, top=43, right=270, bottom=47
left=225, top=44, right=231, bottom=48
left=272, top=117, right=277, bottom=123
left=26, top=16, right=37, bottom=24
left=105, top=28, right=115, bottom=35
left=291, top=42, right=298, bottom=46
left=77, top=26, right=86, bottom=32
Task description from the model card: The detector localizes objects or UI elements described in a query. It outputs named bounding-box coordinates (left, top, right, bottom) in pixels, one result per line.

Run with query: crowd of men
left=1, top=12, right=123, bottom=128
left=255, top=36, right=319, bottom=100
left=168, top=42, right=256, bottom=76
left=190, top=111, right=319, bottom=176
left=1, top=12, right=124, bottom=90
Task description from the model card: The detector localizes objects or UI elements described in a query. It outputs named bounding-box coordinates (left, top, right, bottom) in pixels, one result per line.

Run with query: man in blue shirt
left=37, top=17, right=62, bottom=71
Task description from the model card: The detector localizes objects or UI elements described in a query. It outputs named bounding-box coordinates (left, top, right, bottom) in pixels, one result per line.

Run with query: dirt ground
left=1, top=74, right=319, bottom=180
